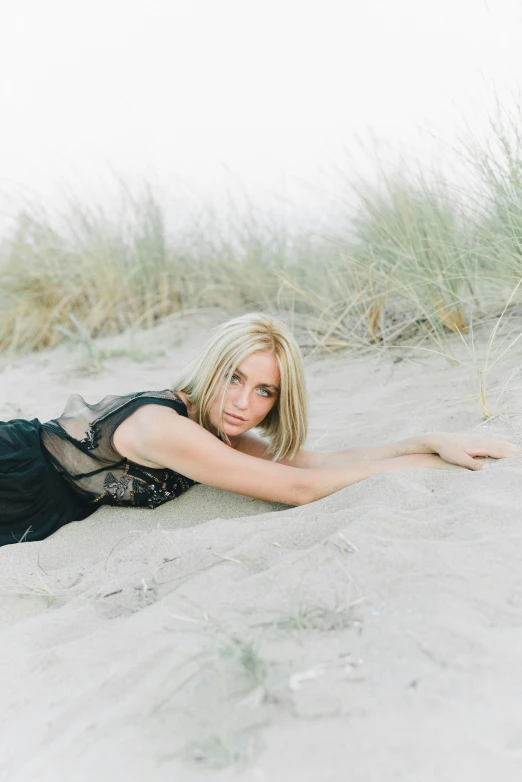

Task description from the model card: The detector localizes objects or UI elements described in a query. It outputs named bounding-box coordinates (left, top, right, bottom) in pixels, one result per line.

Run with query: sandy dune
left=1, top=310, right=522, bottom=782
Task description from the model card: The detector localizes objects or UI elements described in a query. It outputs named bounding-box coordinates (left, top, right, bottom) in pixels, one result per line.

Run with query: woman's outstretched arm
left=235, top=430, right=519, bottom=472
left=320, top=432, right=520, bottom=470
left=114, top=405, right=450, bottom=507
left=233, top=431, right=429, bottom=467
left=320, top=435, right=438, bottom=465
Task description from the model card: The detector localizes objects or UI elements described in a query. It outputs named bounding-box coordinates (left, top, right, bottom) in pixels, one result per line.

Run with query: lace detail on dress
left=79, top=423, right=98, bottom=450
left=103, top=471, right=130, bottom=499
left=130, top=469, right=195, bottom=509
left=134, top=478, right=165, bottom=508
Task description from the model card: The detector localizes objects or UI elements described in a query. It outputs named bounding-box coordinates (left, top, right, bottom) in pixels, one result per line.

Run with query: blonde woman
left=0, top=312, right=518, bottom=546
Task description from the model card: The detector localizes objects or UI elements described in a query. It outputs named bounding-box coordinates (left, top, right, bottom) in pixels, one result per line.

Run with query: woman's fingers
left=437, top=435, right=520, bottom=472
left=463, top=456, right=486, bottom=470
left=467, top=440, right=520, bottom=459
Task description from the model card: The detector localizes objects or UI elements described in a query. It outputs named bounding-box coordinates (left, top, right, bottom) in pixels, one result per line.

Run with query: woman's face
left=209, top=350, right=280, bottom=438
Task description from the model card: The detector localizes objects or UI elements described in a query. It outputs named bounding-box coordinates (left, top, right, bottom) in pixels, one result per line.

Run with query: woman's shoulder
left=106, top=389, right=190, bottom=431
left=122, top=394, right=187, bottom=422
left=111, top=393, right=191, bottom=465
left=135, top=389, right=188, bottom=409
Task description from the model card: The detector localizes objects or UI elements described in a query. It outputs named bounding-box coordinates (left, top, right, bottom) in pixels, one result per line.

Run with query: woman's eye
left=229, top=374, right=271, bottom=397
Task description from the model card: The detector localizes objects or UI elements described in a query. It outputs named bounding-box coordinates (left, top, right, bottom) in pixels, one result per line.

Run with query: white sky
left=1, top=0, right=522, bottom=225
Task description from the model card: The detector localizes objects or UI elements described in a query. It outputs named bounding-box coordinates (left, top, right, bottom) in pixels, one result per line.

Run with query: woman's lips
left=224, top=412, right=245, bottom=422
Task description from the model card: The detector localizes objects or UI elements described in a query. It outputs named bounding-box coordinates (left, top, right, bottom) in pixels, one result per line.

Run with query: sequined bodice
left=99, top=460, right=195, bottom=509
left=41, top=390, right=196, bottom=509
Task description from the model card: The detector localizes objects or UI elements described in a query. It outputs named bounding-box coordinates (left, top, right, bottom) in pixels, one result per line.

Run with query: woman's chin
left=222, top=421, right=246, bottom=433
left=222, top=417, right=255, bottom=436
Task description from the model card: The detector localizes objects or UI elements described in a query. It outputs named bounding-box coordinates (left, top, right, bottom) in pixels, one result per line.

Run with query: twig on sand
left=104, top=531, right=141, bottom=570
left=155, top=546, right=244, bottom=585
left=168, top=612, right=211, bottom=626
left=407, top=630, right=450, bottom=669
left=155, top=562, right=221, bottom=585
left=37, top=550, right=49, bottom=576
left=337, top=532, right=359, bottom=552
left=208, top=550, right=243, bottom=565
left=327, top=532, right=359, bottom=554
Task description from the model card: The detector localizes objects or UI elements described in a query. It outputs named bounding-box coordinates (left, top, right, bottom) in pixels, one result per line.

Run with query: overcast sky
left=1, top=0, right=522, bottom=225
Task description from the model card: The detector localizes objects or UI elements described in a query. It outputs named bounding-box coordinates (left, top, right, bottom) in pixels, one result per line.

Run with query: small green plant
left=176, top=728, right=260, bottom=770
left=252, top=599, right=360, bottom=635
left=218, top=634, right=268, bottom=687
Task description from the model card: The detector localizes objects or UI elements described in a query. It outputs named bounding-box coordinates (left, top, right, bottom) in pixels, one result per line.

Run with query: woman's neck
left=174, top=390, right=238, bottom=447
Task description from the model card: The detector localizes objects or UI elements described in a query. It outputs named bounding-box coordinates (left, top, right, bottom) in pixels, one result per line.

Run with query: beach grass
left=2, top=117, right=522, bottom=368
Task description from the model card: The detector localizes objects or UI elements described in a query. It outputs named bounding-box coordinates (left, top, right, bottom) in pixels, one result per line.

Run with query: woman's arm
left=321, top=435, right=435, bottom=466
left=235, top=431, right=445, bottom=467
left=233, top=430, right=326, bottom=467
left=115, top=405, right=448, bottom=507
left=235, top=430, right=519, bottom=471
left=322, top=432, right=520, bottom=470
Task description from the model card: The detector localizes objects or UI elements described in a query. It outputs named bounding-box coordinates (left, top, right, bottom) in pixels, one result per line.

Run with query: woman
left=0, top=312, right=518, bottom=546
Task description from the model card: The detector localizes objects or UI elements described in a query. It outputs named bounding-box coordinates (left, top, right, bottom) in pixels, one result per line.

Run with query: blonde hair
left=173, top=312, right=308, bottom=461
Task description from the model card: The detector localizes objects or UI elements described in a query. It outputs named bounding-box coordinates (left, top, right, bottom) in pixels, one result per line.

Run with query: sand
left=1, top=309, right=522, bottom=782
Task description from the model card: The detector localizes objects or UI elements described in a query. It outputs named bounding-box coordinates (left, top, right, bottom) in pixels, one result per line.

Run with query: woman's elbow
left=290, top=478, right=315, bottom=506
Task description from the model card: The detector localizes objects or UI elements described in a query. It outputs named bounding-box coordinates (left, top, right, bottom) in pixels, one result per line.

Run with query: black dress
left=0, top=390, right=196, bottom=546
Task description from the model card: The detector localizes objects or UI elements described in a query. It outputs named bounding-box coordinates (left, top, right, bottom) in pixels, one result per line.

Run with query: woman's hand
left=428, top=433, right=520, bottom=471
left=380, top=453, right=467, bottom=473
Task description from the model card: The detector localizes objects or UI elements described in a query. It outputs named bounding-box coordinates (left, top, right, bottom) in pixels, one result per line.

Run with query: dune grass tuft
left=2, top=115, right=522, bottom=378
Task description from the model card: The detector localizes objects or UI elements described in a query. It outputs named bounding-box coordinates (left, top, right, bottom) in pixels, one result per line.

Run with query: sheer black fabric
left=0, top=390, right=196, bottom=546
left=0, top=418, right=92, bottom=545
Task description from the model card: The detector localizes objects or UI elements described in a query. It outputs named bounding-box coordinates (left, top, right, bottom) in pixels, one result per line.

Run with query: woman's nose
left=232, top=387, right=249, bottom=408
